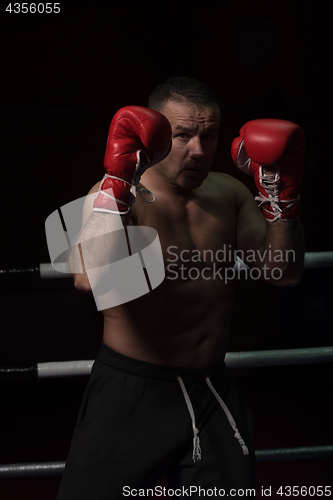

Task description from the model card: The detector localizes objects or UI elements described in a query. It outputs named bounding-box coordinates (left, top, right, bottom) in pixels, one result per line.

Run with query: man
left=57, top=77, right=305, bottom=499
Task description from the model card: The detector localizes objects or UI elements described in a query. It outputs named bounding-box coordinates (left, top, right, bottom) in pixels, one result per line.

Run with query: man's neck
left=140, top=168, right=193, bottom=203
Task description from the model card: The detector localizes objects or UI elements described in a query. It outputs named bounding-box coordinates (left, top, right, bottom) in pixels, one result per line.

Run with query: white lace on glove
left=255, top=166, right=300, bottom=222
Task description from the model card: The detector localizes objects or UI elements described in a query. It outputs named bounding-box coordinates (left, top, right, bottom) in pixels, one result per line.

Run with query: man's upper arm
left=71, top=182, right=135, bottom=291
left=81, top=182, right=100, bottom=227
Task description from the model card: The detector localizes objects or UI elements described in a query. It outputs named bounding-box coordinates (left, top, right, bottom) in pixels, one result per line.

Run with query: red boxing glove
left=231, top=119, right=305, bottom=221
left=94, top=106, right=172, bottom=214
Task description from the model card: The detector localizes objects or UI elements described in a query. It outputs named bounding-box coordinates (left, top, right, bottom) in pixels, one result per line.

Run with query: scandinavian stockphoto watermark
left=45, top=190, right=295, bottom=311
left=165, top=245, right=296, bottom=282
left=45, top=192, right=165, bottom=311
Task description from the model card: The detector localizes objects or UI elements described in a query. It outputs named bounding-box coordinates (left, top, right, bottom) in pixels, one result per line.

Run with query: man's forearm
left=262, top=218, right=305, bottom=286
left=68, top=211, right=130, bottom=291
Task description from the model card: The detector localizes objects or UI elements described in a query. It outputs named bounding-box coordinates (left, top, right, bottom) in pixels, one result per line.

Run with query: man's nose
left=189, top=136, right=204, bottom=159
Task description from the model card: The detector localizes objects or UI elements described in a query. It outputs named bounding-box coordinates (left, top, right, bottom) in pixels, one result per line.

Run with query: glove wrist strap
left=93, top=174, right=155, bottom=216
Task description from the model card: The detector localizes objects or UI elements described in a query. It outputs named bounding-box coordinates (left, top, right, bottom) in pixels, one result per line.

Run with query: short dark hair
left=148, top=76, right=220, bottom=113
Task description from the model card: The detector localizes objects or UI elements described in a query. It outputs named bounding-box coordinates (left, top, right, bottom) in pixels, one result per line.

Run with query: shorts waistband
left=97, top=342, right=226, bottom=383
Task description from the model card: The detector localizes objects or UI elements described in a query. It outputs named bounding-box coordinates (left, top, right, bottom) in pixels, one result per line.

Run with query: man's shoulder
left=202, top=172, right=255, bottom=215
left=207, top=171, right=239, bottom=184
left=205, top=171, right=245, bottom=196
left=88, top=182, right=101, bottom=195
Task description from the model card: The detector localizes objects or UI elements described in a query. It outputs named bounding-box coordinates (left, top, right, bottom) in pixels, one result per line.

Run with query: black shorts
left=57, top=343, right=255, bottom=499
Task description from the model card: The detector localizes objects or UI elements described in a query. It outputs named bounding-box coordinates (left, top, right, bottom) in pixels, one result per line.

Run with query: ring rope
left=0, top=461, right=65, bottom=478
left=0, top=251, right=332, bottom=279
left=255, top=445, right=333, bottom=462
left=1, top=347, right=332, bottom=380
left=1, top=445, right=333, bottom=478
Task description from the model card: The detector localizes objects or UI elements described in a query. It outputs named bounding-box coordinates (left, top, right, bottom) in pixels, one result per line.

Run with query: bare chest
left=134, top=191, right=237, bottom=279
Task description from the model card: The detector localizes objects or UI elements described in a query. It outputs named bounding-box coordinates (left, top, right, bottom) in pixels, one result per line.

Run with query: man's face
left=150, top=99, right=220, bottom=192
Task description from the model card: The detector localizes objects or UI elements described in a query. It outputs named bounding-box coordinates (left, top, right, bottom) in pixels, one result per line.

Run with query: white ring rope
left=42, top=251, right=333, bottom=277
left=1, top=445, right=333, bottom=477
left=225, top=346, right=333, bottom=368
left=304, top=251, right=333, bottom=268
left=38, top=360, right=94, bottom=378
left=0, top=461, right=65, bottom=478
left=37, top=347, right=333, bottom=377
left=1, top=347, right=332, bottom=381
left=0, top=251, right=332, bottom=279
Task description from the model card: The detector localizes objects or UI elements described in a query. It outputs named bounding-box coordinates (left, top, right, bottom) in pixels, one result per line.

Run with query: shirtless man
left=57, top=77, right=305, bottom=499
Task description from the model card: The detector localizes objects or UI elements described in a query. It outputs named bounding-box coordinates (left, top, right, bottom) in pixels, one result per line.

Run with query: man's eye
left=176, top=133, right=189, bottom=139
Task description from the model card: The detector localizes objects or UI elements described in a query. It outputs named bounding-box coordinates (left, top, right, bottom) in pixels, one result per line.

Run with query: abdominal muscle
left=102, top=273, right=235, bottom=368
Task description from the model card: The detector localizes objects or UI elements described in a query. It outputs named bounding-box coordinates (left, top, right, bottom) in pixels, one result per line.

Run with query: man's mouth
left=184, top=165, right=203, bottom=172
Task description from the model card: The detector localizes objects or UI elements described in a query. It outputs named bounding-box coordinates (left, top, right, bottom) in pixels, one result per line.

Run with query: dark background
left=0, top=0, right=332, bottom=498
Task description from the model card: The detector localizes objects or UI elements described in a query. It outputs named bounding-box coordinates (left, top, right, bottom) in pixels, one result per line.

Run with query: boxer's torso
left=102, top=172, right=240, bottom=368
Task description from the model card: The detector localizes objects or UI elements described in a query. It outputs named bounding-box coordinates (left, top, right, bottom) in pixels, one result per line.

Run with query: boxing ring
left=0, top=251, right=332, bottom=480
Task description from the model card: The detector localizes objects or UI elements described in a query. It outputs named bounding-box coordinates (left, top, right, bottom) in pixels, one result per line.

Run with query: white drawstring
left=177, top=376, right=202, bottom=462
left=205, top=376, right=249, bottom=456
left=177, top=375, right=249, bottom=461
